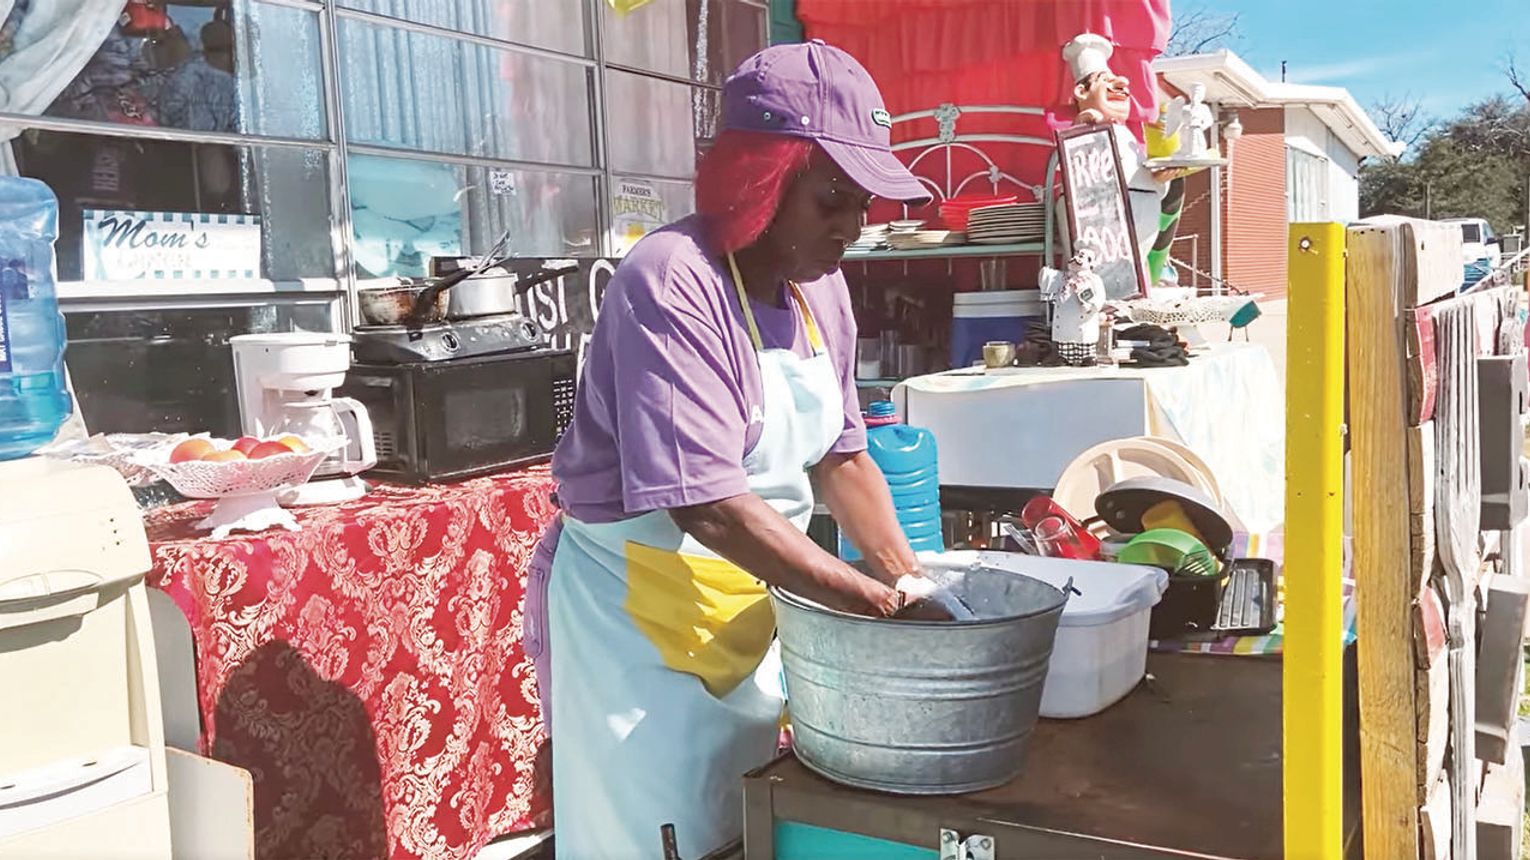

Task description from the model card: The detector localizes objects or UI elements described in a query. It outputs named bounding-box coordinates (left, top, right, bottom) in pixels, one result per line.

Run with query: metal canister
left=896, top=343, right=925, bottom=378
left=878, top=330, right=898, bottom=377
left=856, top=337, right=882, bottom=380
left=770, top=564, right=1067, bottom=795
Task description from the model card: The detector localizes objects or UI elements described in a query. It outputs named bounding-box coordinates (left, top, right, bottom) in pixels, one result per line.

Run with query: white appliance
left=0, top=458, right=172, bottom=856
left=229, top=332, right=377, bottom=505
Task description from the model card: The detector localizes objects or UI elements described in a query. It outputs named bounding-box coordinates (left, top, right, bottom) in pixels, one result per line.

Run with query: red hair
left=695, top=130, right=817, bottom=255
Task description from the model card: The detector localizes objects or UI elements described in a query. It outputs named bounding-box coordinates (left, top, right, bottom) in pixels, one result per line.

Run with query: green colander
left=1117, top=528, right=1220, bottom=577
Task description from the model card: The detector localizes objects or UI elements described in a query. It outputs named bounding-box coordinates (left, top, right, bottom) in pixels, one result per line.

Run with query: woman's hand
left=671, top=494, right=899, bottom=617
left=814, top=451, right=924, bottom=586
left=821, top=567, right=902, bottom=617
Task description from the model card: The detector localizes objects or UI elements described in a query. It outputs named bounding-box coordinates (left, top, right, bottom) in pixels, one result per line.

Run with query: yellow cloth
left=1145, top=102, right=1181, bottom=159
left=622, top=542, right=775, bottom=698
left=1141, top=500, right=1205, bottom=544
left=607, top=0, right=656, bottom=14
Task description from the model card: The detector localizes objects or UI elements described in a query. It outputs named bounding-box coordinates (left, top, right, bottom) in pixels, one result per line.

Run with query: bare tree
left=1369, top=93, right=1433, bottom=156
left=1165, top=6, right=1242, bottom=57
left=1507, top=53, right=1530, bottom=104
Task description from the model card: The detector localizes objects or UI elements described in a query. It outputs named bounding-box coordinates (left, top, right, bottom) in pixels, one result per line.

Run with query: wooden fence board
left=1347, top=222, right=1421, bottom=858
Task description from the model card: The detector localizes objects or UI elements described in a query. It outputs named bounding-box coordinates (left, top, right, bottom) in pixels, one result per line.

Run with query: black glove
left=1126, top=344, right=1190, bottom=367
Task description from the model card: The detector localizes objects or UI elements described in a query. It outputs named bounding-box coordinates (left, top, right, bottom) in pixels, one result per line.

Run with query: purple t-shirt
left=551, top=215, right=867, bottom=523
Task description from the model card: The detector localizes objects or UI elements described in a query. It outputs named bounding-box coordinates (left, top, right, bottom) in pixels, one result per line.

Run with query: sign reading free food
left=83, top=209, right=262, bottom=281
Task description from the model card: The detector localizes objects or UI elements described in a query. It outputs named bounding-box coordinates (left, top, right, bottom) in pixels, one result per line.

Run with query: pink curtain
left=797, top=0, right=1170, bottom=217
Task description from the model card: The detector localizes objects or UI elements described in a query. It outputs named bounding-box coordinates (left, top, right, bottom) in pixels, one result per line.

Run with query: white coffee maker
left=229, top=332, right=377, bottom=505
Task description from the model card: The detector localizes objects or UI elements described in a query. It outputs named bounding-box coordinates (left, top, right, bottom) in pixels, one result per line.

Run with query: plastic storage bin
left=0, top=178, right=72, bottom=459
left=923, top=550, right=1167, bottom=718
left=839, top=402, right=943, bottom=561
left=949, top=290, right=1046, bottom=368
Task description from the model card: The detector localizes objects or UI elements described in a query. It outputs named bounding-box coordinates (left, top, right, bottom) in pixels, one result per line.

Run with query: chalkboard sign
left=500, top=257, right=618, bottom=372
left=1055, top=125, right=1148, bottom=300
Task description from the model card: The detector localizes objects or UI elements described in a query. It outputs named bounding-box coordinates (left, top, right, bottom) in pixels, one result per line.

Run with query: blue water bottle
left=0, top=179, right=72, bottom=460
left=839, top=401, right=945, bottom=561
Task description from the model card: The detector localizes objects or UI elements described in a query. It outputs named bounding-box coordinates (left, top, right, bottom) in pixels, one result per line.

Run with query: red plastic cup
left=1020, top=496, right=1101, bottom=560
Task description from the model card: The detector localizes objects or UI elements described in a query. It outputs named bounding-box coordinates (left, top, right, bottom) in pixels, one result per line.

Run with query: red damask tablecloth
left=144, top=466, right=557, bottom=860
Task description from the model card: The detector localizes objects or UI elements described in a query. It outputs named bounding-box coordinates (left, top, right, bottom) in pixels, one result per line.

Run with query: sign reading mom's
left=83, top=209, right=263, bottom=281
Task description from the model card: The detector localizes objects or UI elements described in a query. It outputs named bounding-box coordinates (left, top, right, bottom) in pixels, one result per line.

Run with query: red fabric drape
left=798, top=0, right=1170, bottom=225
left=146, top=469, right=557, bottom=860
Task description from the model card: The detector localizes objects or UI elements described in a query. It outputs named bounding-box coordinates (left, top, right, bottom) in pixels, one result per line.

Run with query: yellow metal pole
left=1284, top=223, right=1346, bottom=859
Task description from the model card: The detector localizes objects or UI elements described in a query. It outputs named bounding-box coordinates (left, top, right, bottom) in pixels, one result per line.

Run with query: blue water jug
left=839, top=401, right=944, bottom=561
left=0, top=179, right=72, bottom=460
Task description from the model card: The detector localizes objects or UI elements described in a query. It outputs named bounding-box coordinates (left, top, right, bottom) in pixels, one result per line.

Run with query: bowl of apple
left=137, top=434, right=343, bottom=539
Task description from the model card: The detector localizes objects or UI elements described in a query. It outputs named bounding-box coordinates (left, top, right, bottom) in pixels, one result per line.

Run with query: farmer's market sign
left=82, top=209, right=262, bottom=280
left=610, top=178, right=667, bottom=256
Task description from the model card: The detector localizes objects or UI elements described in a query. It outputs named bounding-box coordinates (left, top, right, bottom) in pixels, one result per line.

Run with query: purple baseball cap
left=722, top=40, right=932, bottom=206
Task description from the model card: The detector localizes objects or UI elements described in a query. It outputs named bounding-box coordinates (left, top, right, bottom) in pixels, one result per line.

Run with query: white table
left=893, top=342, right=1285, bottom=532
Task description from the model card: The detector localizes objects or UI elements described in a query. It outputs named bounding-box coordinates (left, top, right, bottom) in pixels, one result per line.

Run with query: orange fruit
left=170, top=439, right=215, bottom=463
left=203, top=449, right=247, bottom=463
left=249, top=441, right=294, bottom=459
left=276, top=435, right=310, bottom=453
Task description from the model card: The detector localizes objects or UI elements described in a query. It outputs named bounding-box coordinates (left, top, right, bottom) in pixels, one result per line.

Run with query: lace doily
left=1118, top=295, right=1260, bottom=327
left=41, top=432, right=188, bottom=487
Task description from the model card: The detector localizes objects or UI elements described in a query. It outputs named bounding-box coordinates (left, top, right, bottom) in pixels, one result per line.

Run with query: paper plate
left=1051, top=436, right=1221, bottom=528
left=1129, top=436, right=1226, bottom=510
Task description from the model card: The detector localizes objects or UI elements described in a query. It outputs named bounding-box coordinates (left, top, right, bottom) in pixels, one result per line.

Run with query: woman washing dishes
left=525, top=41, right=943, bottom=858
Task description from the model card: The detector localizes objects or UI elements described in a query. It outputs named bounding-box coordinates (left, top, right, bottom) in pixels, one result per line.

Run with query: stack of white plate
left=849, top=223, right=890, bottom=253
left=881, top=219, right=924, bottom=251
left=887, top=230, right=967, bottom=250
left=965, top=204, right=1045, bottom=245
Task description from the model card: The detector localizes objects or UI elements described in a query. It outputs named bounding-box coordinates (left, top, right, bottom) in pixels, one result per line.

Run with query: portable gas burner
left=350, top=312, right=546, bottom=364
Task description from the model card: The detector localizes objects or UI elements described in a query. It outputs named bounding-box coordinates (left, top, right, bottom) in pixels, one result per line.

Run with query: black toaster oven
left=340, top=348, right=577, bottom=484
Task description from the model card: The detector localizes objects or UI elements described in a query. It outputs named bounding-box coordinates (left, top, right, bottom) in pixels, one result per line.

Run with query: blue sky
left=1193, top=0, right=1529, bottom=119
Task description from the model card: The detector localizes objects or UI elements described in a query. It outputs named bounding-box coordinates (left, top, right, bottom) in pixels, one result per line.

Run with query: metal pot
left=446, top=264, right=579, bottom=318
left=357, top=283, right=449, bottom=326
left=445, top=272, right=520, bottom=318
left=770, top=562, right=1067, bottom=795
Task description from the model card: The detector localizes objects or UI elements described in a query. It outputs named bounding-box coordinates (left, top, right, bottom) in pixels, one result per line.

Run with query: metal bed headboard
left=887, top=103, right=1063, bottom=264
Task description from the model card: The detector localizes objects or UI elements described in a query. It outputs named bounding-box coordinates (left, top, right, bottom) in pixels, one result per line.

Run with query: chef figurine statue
left=1061, top=33, right=1166, bottom=288
left=1040, top=248, right=1107, bottom=367
left=1163, top=83, right=1218, bottom=161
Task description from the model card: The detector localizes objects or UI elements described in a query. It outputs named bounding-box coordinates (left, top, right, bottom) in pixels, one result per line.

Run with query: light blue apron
left=544, top=256, right=843, bottom=858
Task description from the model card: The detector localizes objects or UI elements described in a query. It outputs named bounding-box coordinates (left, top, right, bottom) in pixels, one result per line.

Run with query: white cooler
left=923, top=550, right=1168, bottom=719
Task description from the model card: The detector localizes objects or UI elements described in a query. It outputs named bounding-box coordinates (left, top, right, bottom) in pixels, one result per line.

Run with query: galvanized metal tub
left=770, top=564, right=1068, bottom=795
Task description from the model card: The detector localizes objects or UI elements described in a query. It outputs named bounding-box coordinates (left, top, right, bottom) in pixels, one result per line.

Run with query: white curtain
left=603, top=0, right=707, bottom=179
left=338, top=0, right=593, bottom=268
left=0, top=0, right=121, bottom=441
left=0, top=0, right=126, bottom=173
left=239, top=1, right=332, bottom=282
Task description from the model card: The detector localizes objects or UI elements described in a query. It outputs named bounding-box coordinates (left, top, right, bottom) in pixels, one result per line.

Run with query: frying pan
left=357, top=283, right=450, bottom=327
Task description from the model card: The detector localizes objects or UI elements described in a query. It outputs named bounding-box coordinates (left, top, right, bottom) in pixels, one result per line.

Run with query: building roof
left=1154, top=50, right=1406, bottom=159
